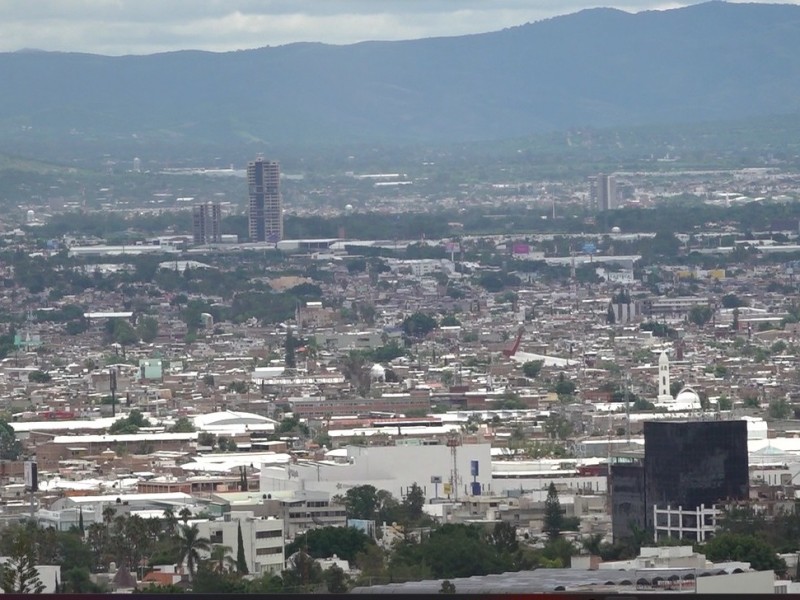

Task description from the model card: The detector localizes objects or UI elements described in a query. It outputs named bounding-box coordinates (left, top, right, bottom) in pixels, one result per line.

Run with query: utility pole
left=110, top=367, right=117, bottom=418
left=625, top=374, right=631, bottom=444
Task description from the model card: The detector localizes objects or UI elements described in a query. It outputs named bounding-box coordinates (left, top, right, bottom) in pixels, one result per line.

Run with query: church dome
left=675, top=386, right=701, bottom=404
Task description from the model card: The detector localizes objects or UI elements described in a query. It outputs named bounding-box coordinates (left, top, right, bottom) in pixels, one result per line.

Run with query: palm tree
left=102, top=506, right=116, bottom=528
left=162, top=507, right=178, bottom=536
left=207, top=544, right=235, bottom=573
left=581, top=533, right=604, bottom=557
left=176, top=524, right=211, bottom=580
left=178, top=506, right=192, bottom=524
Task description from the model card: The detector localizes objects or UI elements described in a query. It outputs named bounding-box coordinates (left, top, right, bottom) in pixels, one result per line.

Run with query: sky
left=0, top=0, right=796, bottom=56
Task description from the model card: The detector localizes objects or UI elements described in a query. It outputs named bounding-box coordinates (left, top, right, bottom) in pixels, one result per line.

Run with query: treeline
left=24, top=197, right=800, bottom=250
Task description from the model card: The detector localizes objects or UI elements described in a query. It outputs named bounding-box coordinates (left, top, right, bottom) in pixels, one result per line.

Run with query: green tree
left=522, top=360, right=544, bottom=379
left=136, top=316, right=159, bottom=343
left=769, top=398, right=792, bottom=420
left=324, top=565, right=349, bottom=594
left=341, top=485, right=379, bottom=520
left=701, top=532, right=786, bottom=574
left=208, top=545, right=235, bottom=573
left=647, top=230, right=680, bottom=258
left=0, top=539, right=45, bottom=593
left=540, top=536, right=578, bottom=567
left=176, top=524, right=211, bottom=580
left=489, top=521, right=519, bottom=554
left=439, top=580, right=456, bottom=594
left=721, top=293, right=746, bottom=309
left=543, top=414, right=573, bottom=440
left=399, top=523, right=511, bottom=579
left=106, top=318, right=139, bottom=346
left=281, top=551, right=323, bottom=593
left=108, top=409, right=151, bottom=434
left=191, top=563, right=247, bottom=593
left=554, top=373, right=576, bottom=398
left=226, top=380, right=248, bottom=394
left=403, top=483, right=426, bottom=523
left=235, top=522, right=248, bottom=575
left=28, top=370, right=52, bottom=384
left=168, top=417, right=196, bottom=433
left=246, top=573, right=285, bottom=594
left=440, top=314, right=461, bottom=327
left=0, top=418, right=22, bottom=460
left=688, top=305, right=713, bottom=327
left=287, top=527, right=373, bottom=563
left=402, top=312, right=438, bottom=340
left=543, top=482, right=564, bottom=541
left=63, top=566, right=101, bottom=593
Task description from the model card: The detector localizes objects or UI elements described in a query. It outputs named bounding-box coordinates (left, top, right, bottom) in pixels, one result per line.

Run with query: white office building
left=195, top=512, right=284, bottom=575
left=261, top=443, right=493, bottom=501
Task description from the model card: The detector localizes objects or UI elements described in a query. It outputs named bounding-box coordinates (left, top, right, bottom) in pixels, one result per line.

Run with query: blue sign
left=470, top=460, right=479, bottom=477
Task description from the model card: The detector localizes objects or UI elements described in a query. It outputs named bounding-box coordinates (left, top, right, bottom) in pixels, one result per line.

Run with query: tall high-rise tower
left=590, top=173, right=617, bottom=211
left=192, top=202, right=222, bottom=245
left=248, top=157, right=282, bottom=242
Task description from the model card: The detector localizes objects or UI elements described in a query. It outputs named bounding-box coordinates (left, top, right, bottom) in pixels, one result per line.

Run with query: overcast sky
left=0, top=1, right=795, bottom=56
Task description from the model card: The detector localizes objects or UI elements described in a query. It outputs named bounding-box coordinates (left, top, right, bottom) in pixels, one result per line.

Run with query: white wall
left=261, top=444, right=493, bottom=501
left=196, top=515, right=284, bottom=575
left=695, top=570, right=775, bottom=594
left=0, top=559, right=60, bottom=593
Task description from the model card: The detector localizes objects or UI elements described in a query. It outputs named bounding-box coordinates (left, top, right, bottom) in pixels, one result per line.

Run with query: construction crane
left=502, top=325, right=525, bottom=358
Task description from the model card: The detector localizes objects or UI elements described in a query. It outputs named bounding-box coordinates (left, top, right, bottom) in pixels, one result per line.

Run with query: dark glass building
left=610, top=419, right=749, bottom=542
left=609, top=450, right=646, bottom=542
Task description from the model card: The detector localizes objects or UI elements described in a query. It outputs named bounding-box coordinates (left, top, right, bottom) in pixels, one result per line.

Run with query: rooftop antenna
left=447, top=433, right=461, bottom=501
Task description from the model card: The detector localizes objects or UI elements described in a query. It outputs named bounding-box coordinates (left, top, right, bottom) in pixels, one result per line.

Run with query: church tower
left=657, top=351, right=673, bottom=402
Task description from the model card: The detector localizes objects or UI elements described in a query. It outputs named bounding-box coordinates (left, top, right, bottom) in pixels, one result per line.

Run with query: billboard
left=512, top=243, right=530, bottom=255
left=24, top=461, right=38, bottom=492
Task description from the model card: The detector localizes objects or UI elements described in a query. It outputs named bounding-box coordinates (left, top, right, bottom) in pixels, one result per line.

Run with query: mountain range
left=1, top=1, right=800, bottom=154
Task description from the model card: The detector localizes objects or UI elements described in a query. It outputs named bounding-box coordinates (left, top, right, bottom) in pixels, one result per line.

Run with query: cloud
left=0, top=0, right=794, bottom=55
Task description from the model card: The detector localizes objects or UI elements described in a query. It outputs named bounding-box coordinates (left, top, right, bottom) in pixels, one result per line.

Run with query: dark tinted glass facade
left=610, top=459, right=646, bottom=541
left=643, top=420, right=748, bottom=530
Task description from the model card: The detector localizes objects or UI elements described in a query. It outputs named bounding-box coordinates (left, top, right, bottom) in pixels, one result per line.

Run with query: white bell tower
left=657, top=350, right=673, bottom=402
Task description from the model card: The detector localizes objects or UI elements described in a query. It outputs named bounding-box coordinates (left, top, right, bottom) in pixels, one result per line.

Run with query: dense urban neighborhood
left=2, top=154, right=800, bottom=595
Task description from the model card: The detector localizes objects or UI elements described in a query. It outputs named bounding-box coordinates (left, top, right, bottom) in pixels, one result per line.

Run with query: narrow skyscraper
left=247, top=157, right=282, bottom=242
left=192, top=202, right=222, bottom=245
left=590, top=173, right=617, bottom=211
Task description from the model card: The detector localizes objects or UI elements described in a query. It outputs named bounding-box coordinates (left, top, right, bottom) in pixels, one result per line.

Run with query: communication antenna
left=447, top=433, right=461, bottom=501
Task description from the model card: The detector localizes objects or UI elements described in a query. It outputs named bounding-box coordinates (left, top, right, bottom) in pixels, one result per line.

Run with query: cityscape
left=3, top=1, right=800, bottom=597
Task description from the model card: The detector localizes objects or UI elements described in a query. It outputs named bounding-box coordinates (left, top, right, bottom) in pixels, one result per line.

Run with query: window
left=209, top=530, right=223, bottom=544
left=256, top=529, right=282, bottom=539
left=256, top=547, right=283, bottom=556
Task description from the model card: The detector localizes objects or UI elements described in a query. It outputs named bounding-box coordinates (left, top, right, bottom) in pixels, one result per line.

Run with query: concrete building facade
left=195, top=512, right=284, bottom=575
left=247, top=158, right=282, bottom=242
